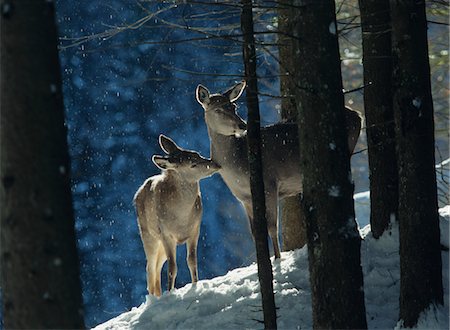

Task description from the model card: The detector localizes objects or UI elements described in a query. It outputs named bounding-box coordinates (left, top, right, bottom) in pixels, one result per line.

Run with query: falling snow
left=53, top=2, right=449, bottom=327
left=328, top=185, right=341, bottom=197
left=412, top=97, right=422, bottom=109
left=329, top=21, right=336, bottom=35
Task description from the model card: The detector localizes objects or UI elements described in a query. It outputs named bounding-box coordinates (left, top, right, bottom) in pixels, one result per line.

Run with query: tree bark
left=390, top=0, right=444, bottom=326
left=0, top=1, right=85, bottom=328
left=241, top=1, right=277, bottom=329
left=277, top=1, right=307, bottom=251
left=293, top=1, right=367, bottom=328
left=359, top=0, right=398, bottom=238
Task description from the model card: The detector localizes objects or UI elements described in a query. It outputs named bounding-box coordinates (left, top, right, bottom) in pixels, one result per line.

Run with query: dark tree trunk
left=359, top=0, right=398, bottom=239
left=390, top=0, right=444, bottom=326
left=0, top=1, right=85, bottom=328
left=293, top=1, right=367, bottom=328
left=241, top=1, right=277, bottom=329
left=277, top=1, right=307, bottom=251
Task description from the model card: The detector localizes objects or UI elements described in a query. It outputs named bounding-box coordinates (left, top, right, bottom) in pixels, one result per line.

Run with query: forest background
left=50, top=1, right=449, bottom=327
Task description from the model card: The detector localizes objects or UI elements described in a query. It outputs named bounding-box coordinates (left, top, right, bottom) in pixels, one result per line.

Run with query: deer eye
left=190, top=163, right=197, bottom=168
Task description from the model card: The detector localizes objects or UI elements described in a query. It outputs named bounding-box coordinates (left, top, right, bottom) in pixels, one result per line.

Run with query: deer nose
left=210, top=161, right=221, bottom=170
left=238, top=122, right=247, bottom=130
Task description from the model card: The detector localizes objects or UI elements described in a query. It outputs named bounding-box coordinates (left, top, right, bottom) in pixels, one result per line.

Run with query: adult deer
left=134, top=134, right=220, bottom=296
left=196, top=81, right=361, bottom=259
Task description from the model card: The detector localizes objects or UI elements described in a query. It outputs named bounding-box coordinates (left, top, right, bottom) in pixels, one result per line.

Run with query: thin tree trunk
left=0, top=1, right=85, bottom=328
left=241, top=0, right=277, bottom=329
left=390, top=0, right=444, bottom=326
left=277, top=1, right=307, bottom=251
left=293, top=1, right=367, bottom=328
left=359, top=0, right=398, bottom=238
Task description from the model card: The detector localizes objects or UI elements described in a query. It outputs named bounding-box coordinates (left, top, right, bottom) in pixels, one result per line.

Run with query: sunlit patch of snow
left=93, top=201, right=449, bottom=330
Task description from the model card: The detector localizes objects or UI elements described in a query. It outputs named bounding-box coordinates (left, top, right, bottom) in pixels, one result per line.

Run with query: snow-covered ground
left=94, top=198, right=449, bottom=330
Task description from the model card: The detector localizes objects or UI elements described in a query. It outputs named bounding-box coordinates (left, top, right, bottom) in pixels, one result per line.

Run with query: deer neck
left=207, top=129, right=251, bottom=202
left=163, top=170, right=200, bottom=205
left=208, top=129, right=247, bottom=167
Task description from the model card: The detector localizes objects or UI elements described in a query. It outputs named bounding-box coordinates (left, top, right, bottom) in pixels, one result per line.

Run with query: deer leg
left=186, top=231, right=200, bottom=284
left=154, top=243, right=166, bottom=297
left=141, top=233, right=159, bottom=296
left=243, top=202, right=255, bottom=236
left=244, top=195, right=281, bottom=259
left=145, top=258, right=156, bottom=295
left=161, top=235, right=177, bottom=292
left=345, top=107, right=362, bottom=154
left=266, top=190, right=281, bottom=259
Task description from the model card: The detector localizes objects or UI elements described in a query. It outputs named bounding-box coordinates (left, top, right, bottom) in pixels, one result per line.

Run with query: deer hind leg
left=161, top=235, right=177, bottom=291
left=345, top=107, right=362, bottom=154
left=266, top=190, right=281, bottom=259
left=243, top=201, right=255, bottom=235
left=186, top=230, right=200, bottom=284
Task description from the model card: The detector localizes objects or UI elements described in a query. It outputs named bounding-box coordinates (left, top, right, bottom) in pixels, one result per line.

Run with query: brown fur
left=196, top=82, right=361, bottom=259
left=134, top=135, right=219, bottom=296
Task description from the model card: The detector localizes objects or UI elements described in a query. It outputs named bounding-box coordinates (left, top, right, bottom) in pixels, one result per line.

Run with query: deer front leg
left=186, top=231, right=200, bottom=284
left=244, top=195, right=281, bottom=259
left=145, top=258, right=157, bottom=295
left=141, top=234, right=160, bottom=296
left=161, top=235, right=177, bottom=291
left=154, top=243, right=166, bottom=297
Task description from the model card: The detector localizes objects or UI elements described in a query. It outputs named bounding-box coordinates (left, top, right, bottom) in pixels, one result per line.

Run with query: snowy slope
left=93, top=203, right=449, bottom=330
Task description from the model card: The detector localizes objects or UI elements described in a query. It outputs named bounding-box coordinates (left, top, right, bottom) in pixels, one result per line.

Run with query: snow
left=439, top=206, right=449, bottom=249
left=93, top=197, right=449, bottom=330
left=328, top=185, right=341, bottom=197
left=412, top=97, right=422, bottom=109
left=1, top=2, right=11, bottom=16
left=50, top=83, right=58, bottom=94
left=329, top=21, right=336, bottom=35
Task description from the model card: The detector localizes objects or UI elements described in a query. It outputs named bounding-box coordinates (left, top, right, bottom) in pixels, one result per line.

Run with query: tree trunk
left=359, top=0, right=398, bottom=238
left=293, top=1, right=367, bottom=328
left=390, top=0, right=444, bottom=326
left=0, top=1, right=85, bottom=328
left=241, top=1, right=277, bottom=329
left=277, top=1, right=307, bottom=251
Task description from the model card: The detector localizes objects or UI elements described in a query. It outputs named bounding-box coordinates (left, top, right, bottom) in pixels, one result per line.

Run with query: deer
left=195, top=81, right=362, bottom=259
left=134, top=134, right=220, bottom=296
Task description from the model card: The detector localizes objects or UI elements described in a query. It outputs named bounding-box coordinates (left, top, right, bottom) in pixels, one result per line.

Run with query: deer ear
left=196, top=85, right=210, bottom=105
left=159, top=134, right=180, bottom=154
left=225, top=81, right=246, bottom=102
left=152, top=155, right=170, bottom=170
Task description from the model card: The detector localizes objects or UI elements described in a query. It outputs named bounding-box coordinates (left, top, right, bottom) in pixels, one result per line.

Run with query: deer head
left=196, top=82, right=247, bottom=137
left=152, top=134, right=220, bottom=180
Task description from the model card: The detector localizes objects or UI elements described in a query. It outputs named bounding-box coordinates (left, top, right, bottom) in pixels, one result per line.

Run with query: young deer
left=196, top=81, right=362, bottom=259
left=134, top=134, right=220, bottom=296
